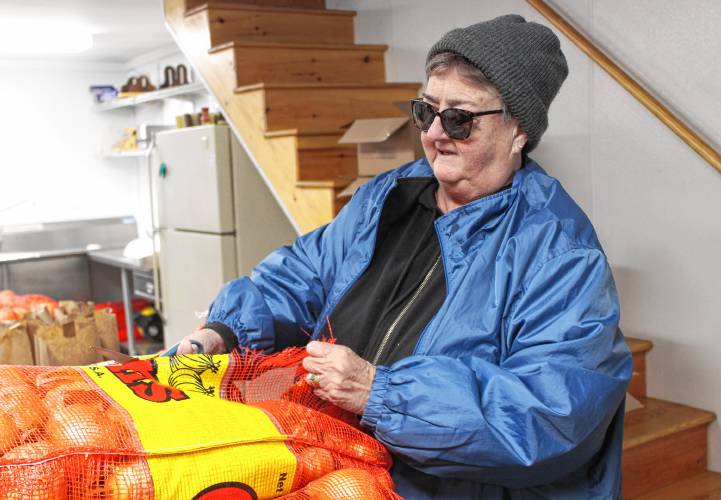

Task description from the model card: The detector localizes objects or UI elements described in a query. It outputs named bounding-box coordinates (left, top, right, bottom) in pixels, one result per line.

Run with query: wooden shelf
left=95, top=82, right=206, bottom=111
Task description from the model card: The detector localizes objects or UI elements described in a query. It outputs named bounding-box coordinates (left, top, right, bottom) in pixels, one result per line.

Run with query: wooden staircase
left=624, top=338, right=721, bottom=498
left=163, top=0, right=420, bottom=233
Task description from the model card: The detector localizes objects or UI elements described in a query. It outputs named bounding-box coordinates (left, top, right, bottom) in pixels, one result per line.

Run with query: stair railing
left=527, top=0, right=721, bottom=175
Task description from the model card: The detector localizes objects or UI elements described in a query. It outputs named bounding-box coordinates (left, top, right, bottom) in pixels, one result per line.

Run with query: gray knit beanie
left=427, top=14, right=568, bottom=152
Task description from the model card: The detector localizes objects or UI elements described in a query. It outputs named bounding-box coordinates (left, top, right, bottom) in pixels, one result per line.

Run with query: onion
left=4, top=368, right=33, bottom=387
left=0, top=410, right=21, bottom=454
left=13, top=406, right=46, bottom=437
left=2, top=439, right=53, bottom=460
left=0, top=307, right=18, bottom=321
left=35, top=369, right=85, bottom=393
left=102, top=460, right=148, bottom=499
left=43, top=381, right=105, bottom=413
left=299, top=446, right=336, bottom=483
left=12, top=306, right=28, bottom=317
left=18, top=294, right=57, bottom=310
left=319, top=431, right=346, bottom=453
left=286, top=424, right=316, bottom=444
left=0, top=383, right=35, bottom=403
left=0, top=384, right=47, bottom=433
left=319, top=428, right=388, bottom=466
left=271, top=402, right=322, bottom=443
left=305, top=468, right=388, bottom=500
left=46, top=402, right=118, bottom=449
left=344, top=441, right=389, bottom=466
left=105, top=406, right=134, bottom=447
left=3, top=440, right=66, bottom=499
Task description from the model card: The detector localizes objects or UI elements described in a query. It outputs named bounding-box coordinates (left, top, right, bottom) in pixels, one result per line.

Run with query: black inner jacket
left=207, top=175, right=513, bottom=363
left=320, top=177, right=447, bottom=366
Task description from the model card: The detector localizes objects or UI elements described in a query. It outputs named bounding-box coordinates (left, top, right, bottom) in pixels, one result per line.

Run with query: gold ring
left=306, top=373, right=320, bottom=388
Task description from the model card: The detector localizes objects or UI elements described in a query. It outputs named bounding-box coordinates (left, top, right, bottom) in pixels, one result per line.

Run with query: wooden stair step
left=296, top=179, right=354, bottom=188
left=190, top=3, right=355, bottom=47
left=296, top=180, right=352, bottom=216
left=633, top=470, right=721, bottom=499
left=264, top=129, right=357, bottom=182
left=186, top=0, right=327, bottom=11
left=627, top=336, right=653, bottom=398
left=209, top=40, right=387, bottom=53
left=297, top=145, right=357, bottom=182
left=235, top=82, right=420, bottom=133
left=626, top=337, right=653, bottom=356
left=166, top=0, right=358, bottom=232
left=292, top=131, right=358, bottom=182
left=209, top=41, right=387, bottom=86
left=624, top=398, right=714, bottom=450
left=623, top=397, right=716, bottom=498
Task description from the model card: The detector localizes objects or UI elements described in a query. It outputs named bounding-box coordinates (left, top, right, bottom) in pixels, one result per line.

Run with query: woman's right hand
left=175, top=328, right=227, bottom=355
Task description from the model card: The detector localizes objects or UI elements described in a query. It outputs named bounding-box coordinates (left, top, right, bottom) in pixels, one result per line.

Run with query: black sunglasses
left=410, top=98, right=503, bottom=140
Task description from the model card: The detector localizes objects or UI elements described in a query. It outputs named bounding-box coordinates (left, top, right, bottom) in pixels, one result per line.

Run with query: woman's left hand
left=302, top=341, right=376, bottom=415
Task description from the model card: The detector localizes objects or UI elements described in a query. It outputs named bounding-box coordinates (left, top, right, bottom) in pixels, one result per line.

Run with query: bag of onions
left=0, top=347, right=401, bottom=499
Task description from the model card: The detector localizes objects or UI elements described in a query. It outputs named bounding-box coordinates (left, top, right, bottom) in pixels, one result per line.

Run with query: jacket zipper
left=313, top=178, right=400, bottom=338
left=371, top=254, right=442, bottom=365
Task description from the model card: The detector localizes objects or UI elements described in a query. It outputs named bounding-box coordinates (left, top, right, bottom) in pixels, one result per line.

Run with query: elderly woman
left=180, top=15, right=631, bottom=499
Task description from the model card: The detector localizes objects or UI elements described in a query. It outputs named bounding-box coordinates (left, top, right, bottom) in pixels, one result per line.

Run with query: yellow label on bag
left=83, top=354, right=296, bottom=499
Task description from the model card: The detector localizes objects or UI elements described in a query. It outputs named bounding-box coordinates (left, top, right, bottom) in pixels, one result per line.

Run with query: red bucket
left=95, top=299, right=151, bottom=342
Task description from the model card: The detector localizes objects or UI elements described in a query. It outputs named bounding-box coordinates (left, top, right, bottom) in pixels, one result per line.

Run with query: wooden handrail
left=527, top=0, right=721, bottom=175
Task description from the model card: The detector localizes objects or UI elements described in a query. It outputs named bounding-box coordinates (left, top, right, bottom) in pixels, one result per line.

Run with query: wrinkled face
left=421, top=67, right=526, bottom=204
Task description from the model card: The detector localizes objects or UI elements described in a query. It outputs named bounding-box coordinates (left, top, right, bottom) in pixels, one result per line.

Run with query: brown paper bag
left=94, top=308, right=120, bottom=352
left=0, top=321, right=34, bottom=365
left=31, top=313, right=102, bottom=366
left=21, top=301, right=120, bottom=366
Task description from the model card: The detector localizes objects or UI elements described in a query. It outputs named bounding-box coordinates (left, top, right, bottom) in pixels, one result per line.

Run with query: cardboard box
left=337, top=114, right=424, bottom=199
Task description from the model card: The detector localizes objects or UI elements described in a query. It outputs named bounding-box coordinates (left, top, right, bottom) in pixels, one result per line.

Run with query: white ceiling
left=0, top=0, right=174, bottom=63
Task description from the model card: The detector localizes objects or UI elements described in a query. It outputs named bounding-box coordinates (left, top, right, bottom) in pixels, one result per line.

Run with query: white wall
left=327, top=0, right=721, bottom=471
left=0, top=49, right=213, bottom=239
left=0, top=60, right=135, bottom=227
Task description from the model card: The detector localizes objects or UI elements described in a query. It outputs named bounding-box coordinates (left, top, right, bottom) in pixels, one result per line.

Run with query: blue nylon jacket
left=207, top=157, right=632, bottom=499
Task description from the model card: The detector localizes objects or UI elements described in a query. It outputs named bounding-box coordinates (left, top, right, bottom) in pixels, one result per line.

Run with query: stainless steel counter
left=0, top=216, right=152, bottom=356
left=87, top=248, right=150, bottom=273
left=0, top=248, right=88, bottom=264
left=88, top=248, right=152, bottom=356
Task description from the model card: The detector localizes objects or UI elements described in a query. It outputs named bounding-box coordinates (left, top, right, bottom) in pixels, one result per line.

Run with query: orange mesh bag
left=0, top=346, right=402, bottom=499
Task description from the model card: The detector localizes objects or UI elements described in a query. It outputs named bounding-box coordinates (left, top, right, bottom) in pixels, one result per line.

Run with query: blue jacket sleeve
left=204, top=188, right=367, bottom=352
left=360, top=248, right=632, bottom=488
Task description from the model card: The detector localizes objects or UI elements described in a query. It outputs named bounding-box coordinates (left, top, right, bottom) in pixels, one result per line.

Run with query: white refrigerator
left=154, top=125, right=297, bottom=347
